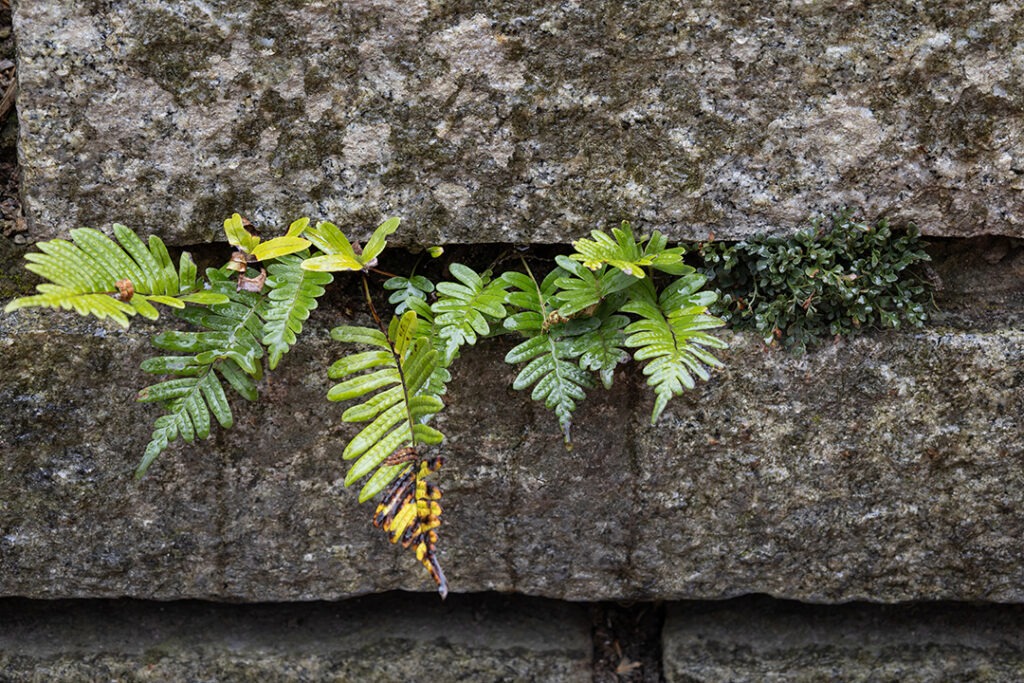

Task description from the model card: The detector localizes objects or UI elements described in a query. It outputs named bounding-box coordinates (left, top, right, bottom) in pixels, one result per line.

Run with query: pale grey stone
left=13, top=1, right=1024, bottom=245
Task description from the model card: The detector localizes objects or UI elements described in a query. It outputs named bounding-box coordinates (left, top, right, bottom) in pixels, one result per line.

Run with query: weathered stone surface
left=663, top=597, right=1024, bottom=682
left=14, top=1, right=1024, bottom=244
left=1, top=294, right=1021, bottom=602
left=0, top=594, right=592, bottom=682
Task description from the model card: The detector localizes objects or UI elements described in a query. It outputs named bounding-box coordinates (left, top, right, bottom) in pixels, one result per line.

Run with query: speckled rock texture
left=13, top=0, right=1024, bottom=244
left=1, top=268, right=1021, bottom=601
left=0, top=594, right=593, bottom=682
left=662, top=598, right=1024, bottom=682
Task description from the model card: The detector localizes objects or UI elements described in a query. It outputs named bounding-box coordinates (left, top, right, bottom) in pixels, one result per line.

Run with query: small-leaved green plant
left=699, top=208, right=931, bottom=351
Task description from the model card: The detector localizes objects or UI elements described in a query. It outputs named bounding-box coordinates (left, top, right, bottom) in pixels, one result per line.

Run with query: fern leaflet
left=5, top=225, right=228, bottom=327
left=621, top=272, right=728, bottom=423
left=570, top=221, right=687, bottom=278
left=431, top=263, right=510, bottom=365
left=135, top=269, right=266, bottom=476
left=262, top=252, right=334, bottom=369
left=503, top=269, right=594, bottom=445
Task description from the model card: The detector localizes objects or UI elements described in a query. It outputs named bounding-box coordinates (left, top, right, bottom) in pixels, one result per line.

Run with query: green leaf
left=250, top=235, right=312, bottom=262
left=328, top=311, right=447, bottom=497
left=223, top=213, right=261, bottom=254
left=622, top=279, right=727, bottom=423
left=431, top=263, right=510, bottom=364
left=300, top=253, right=364, bottom=272
left=362, top=217, right=400, bottom=263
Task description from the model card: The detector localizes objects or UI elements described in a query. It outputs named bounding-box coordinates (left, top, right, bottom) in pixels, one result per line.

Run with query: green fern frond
left=262, top=252, right=334, bottom=369
left=552, top=254, right=637, bottom=317
left=567, top=311, right=630, bottom=389
left=621, top=273, right=728, bottom=423
left=384, top=274, right=434, bottom=314
left=569, top=221, right=686, bottom=278
left=135, top=367, right=235, bottom=478
left=431, top=263, right=510, bottom=364
left=328, top=310, right=446, bottom=502
left=5, top=225, right=228, bottom=327
left=135, top=269, right=268, bottom=476
left=503, top=268, right=594, bottom=445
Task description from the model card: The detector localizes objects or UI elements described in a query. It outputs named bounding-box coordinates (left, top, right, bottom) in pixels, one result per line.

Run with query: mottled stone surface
left=663, top=597, right=1024, bottom=682
left=1, top=293, right=1021, bottom=601
left=0, top=594, right=592, bottom=682
left=14, top=0, right=1024, bottom=244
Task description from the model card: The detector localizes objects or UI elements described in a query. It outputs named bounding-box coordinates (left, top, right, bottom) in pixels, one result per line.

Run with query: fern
left=328, top=309, right=450, bottom=596
left=383, top=274, right=434, bottom=314
left=262, top=252, right=333, bottom=369
left=568, top=310, right=630, bottom=390
left=372, top=455, right=448, bottom=599
left=223, top=214, right=311, bottom=262
left=431, top=263, right=510, bottom=364
left=135, top=269, right=266, bottom=476
left=569, top=221, right=687, bottom=278
left=622, top=272, right=728, bottom=423
left=552, top=254, right=637, bottom=317
left=328, top=310, right=446, bottom=501
left=5, top=225, right=228, bottom=327
left=503, top=269, right=594, bottom=445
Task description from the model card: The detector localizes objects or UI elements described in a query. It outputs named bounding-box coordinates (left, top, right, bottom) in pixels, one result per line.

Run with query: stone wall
left=4, top=0, right=1024, bottom=679
left=14, top=0, right=1024, bottom=244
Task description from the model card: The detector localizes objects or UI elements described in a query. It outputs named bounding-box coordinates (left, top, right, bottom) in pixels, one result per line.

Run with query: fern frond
left=567, top=311, right=630, bottom=389
left=262, top=252, right=333, bottom=369
left=5, top=225, right=228, bottom=327
left=328, top=310, right=446, bottom=502
left=622, top=273, right=728, bottom=423
left=503, top=268, right=593, bottom=444
left=569, top=221, right=686, bottom=278
left=384, top=274, right=434, bottom=314
left=552, top=254, right=637, bottom=317
left=135, top=269, right=268, bottom=476
left=431, top=263, right=510, bottom=364
left=135, top=367, right=234, bottom=477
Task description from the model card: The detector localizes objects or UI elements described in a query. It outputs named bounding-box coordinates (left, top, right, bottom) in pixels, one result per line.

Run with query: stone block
left=0, top=594, right=592, bottom=682
left=662, top=598, right=1024, bottom=682
left=14, top=1, right=1024, bottom=245
left=1, top=297, right=1021, bottom=602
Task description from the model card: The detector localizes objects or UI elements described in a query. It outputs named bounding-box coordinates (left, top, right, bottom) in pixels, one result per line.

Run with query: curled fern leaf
left=262, top=252, right=333, bottom=369
left=622, top=273, right=728, bottom=423
left=5, top=225, right=228, bottom=327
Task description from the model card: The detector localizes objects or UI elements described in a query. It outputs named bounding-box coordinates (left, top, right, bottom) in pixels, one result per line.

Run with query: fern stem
left=362, top=273, right=420, bottom=448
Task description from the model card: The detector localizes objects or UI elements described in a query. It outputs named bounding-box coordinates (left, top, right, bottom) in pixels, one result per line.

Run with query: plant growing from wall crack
left=5, top=216, right=728, bottom=597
